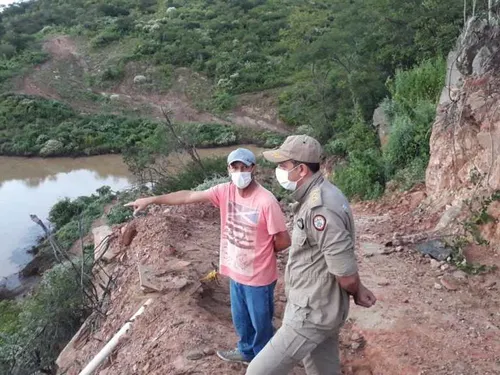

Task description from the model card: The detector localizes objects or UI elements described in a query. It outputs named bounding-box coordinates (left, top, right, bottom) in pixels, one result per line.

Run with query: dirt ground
left=57, top=184, right=500, bottom=375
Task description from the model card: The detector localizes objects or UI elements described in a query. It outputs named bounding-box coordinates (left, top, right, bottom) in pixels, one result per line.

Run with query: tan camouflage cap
left=263, top=135, right=323, bottom=163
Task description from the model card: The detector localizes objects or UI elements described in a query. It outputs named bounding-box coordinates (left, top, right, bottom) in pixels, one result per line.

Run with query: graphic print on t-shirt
left=221, top=200, right=260, bottom=276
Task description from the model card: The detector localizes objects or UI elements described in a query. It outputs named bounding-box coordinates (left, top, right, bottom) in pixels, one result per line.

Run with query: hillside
left=0, top=0, right=473, bottom=198
left=15, top=35, right=287, bottom=132
left=1, top=1, right=500, bottom=374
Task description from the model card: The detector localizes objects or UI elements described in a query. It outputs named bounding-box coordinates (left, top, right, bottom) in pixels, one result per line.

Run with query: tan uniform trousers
left=245, top=323, right=340, bottom=375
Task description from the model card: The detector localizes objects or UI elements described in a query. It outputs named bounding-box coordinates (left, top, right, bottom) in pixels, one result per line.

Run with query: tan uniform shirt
left=283, top=172, right=358, bottom=333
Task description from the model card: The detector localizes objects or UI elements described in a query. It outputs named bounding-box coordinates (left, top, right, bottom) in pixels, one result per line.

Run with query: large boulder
left=373, top=105, right=390, bottom=147
left=40, top=139, right=64, bottom=156
left=133, top=75, right=148, bottom=84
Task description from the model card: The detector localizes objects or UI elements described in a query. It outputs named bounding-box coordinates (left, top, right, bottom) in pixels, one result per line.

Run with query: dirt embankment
left=56, top=186, right=499, bottom=375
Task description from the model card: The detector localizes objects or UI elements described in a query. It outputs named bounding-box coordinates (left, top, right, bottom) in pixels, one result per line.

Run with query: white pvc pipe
left=79, top=298, right=154, bottom=375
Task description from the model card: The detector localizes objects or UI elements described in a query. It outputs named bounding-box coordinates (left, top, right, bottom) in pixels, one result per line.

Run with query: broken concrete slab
left=56, top=314, right=93, bottom=371
left=163, top=276, right=190, bottom=291
left=155, top=260, right=192, bottom=276
left=415, top=240, right=453, bottom=261
left=93, top=225, right=114, bottom=261
left=94, top=262, right=116, bottom=299
left=138, top=264, right=163, bottom=293
left=360, top=242, right=391, bottom=257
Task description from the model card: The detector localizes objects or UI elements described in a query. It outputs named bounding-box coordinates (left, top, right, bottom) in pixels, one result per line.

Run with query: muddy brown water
left=0, top=145, right=266, bottom=288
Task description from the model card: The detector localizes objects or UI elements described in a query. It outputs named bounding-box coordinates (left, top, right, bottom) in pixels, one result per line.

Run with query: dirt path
left=349, top=210, right=500, bottom=375
left=57, top=189, right=500, bottom=375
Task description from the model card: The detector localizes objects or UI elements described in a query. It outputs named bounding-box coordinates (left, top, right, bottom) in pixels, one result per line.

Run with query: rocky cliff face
left=426, top=18, right=500, bottom=201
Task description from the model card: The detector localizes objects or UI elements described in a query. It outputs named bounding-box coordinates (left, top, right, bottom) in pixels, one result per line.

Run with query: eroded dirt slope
left=17, top=36, right=288, bottom=133
left=58, top=187, right=499, bottom=375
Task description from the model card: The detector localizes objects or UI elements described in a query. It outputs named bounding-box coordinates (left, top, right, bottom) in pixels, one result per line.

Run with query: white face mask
left=275, top=165, right=301, bottom=191
left=231, top=171, right=252, bottom=189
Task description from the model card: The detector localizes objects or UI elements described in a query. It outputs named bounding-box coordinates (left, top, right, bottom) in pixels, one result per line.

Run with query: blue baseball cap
left=227, top=148, right=256, bottom=166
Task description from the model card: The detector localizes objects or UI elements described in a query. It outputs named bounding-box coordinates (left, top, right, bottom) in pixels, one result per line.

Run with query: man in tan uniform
left=246, top=135, right=376, bottom=375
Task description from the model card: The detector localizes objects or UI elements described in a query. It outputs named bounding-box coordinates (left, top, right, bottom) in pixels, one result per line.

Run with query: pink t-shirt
left=206, top=182, right=287, bottom=287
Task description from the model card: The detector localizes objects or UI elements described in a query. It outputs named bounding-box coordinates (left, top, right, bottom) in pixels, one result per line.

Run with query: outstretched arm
left=124, top=190, right=211, bottom=216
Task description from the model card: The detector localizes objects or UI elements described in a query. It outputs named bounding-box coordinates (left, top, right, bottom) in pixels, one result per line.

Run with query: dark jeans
left=230, top=278, right=277, bottom=361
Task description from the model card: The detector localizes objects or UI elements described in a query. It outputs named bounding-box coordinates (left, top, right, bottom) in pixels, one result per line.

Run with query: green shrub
left=210, top=90, right=236, bottom=113
left=90, top=30, right=121, bottom=48
left=39, top=139, right=64, bottom=156
left=179, top=123, right=237, bottom=147
left=233, top=128, right=285, bottom=148
left=295, top=124, right=316, bottom=137
left=0, top=94, right=160, bottom=156
left=391, top=157, right=427, bottom=191
left=5, top=259, right=93, bottom=374
left=386, top=57, right=446, bottom=113
left=107, top=205, right=133, bottom=224
left=324, top=138, right=347, bottom=157
left=0, top=301, right=21, bottom=338
left=193, top=174, right=229, bottom=191
left=333, top=149, right=385, bottom=200
left=49, top=198, right=84, bottom=229
left=383, top=99, right=436, bottom=177
left=106, top=189, right=143, bottom=225
left=154, top=157, right=227, bottom=194
left=382, top=57, right=445, bottom=188
left=101, top=65, right=124, bottom=81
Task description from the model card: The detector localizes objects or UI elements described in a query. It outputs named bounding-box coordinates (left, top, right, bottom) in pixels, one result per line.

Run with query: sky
left=0, top=0, right=21, bottom=6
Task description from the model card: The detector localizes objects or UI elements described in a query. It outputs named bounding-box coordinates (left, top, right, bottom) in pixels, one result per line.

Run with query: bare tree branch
left=160, top=107, right=204, bottom=171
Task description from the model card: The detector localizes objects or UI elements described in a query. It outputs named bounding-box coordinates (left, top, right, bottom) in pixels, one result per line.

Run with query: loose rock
left=415, top=240, right=452, bottom=261
left=441, top=276, right=459, bottom=291
left=120, top=221, right=137, bottom=246
left=165, top=245, right=176, bottom=256
left=350, top=332, right=362, bottom=341
left=430, top=259, right=441, bottom=269
left=186, top=350, right=203, bottom=361
left=434, top=283, right=443, bottom=290
left=380, top=248, right=394, bottom=255
left=203, top=347, right=215, bottom=356
left=485, top=280, right=497, bottom=288
left=452, top=270, right=468, bottom=280
left=351, top=342, right=361, bottom=350
left=133, top=75, right=148, bottom=84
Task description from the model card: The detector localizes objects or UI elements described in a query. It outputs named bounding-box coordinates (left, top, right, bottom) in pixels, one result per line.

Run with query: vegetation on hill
left=0, top=0, right=487, bottom=197
left=1, top=0, right=498, bottom=372
left=0, top=93, right=284, bottom=156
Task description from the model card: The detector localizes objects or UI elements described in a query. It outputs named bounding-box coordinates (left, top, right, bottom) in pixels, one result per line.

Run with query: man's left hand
left=354, top=285, right=377, bottom=308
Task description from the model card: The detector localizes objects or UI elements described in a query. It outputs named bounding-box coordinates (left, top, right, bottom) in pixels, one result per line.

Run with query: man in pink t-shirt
left=125, top=148, right=291, bottom=364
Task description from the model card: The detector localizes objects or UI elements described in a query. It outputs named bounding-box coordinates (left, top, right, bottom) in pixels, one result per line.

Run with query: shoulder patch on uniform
left=312, top=214, right=326, bottom=231
left=309, top=187, right=322, bottom=208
